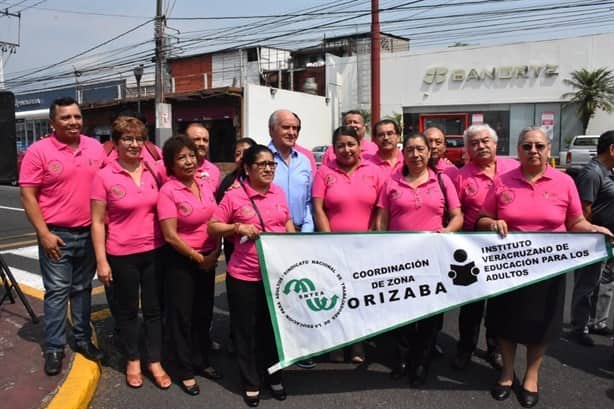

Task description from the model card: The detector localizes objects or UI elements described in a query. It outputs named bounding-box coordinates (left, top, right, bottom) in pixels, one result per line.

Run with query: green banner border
left=257, top=231, right=612, bottom=370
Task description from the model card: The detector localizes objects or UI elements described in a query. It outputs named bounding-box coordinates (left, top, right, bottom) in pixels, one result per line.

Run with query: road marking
left=0, top=205, right=24, bottom=212
left=0, top=239, right=38, bottom=250
left=1, top=244, right=38, bottom=257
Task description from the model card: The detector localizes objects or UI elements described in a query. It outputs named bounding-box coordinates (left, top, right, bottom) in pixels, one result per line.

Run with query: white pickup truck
left=560, top=135, right=599, bottom=175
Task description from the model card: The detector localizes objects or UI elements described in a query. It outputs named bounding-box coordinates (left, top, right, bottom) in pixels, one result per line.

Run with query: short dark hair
left=162, top=135, right=198, bottom=176
left=49, top=96, right=79, bottom=120
left=597, top=130, right=614, bottom=155
left=332, top=126, right=359, bottom=145
left=373, top=119, right=401, bottom=137
left=234, top=137, right=257, bottom=151
left=343, top=110, right=363, bottom=119
left=111, top=117, right=147, bottom=143
left=240, top=144, right=273, bottom=178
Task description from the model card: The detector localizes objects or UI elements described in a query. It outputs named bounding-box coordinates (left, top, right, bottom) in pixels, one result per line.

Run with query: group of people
left=19, top=96, right=614, bottom=408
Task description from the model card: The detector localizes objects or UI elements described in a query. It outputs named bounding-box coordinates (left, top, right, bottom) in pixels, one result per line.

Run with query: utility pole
left=154, top=0, right=172, bottom=145
left=370, top=0, right=381, bottom=125
left=0, top=9, right=21, bottom=90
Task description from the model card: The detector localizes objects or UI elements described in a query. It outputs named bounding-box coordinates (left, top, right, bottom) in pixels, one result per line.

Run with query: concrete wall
left=243, top=84, right=332, bottom=149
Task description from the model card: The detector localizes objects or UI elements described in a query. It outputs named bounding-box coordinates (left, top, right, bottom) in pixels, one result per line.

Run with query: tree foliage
left=562, top=67, right=614, bottom=133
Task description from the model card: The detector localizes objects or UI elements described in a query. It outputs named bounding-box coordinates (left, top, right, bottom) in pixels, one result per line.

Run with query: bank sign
left=258, top=232, right=610, bottom=372
left=423, top=64, right=559, bottom=84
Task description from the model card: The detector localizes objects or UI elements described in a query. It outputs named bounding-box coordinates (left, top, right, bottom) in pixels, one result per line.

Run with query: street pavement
left=1, top=185, right=613, bottom=409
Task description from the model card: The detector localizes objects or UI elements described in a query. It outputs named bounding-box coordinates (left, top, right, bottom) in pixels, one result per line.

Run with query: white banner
left=257, top=232, right=611, bottom=373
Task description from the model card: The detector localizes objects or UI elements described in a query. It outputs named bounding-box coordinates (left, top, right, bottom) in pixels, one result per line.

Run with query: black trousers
left=164, top=246, right=216, bottom=381
left=106, top=248, right=164, bottom=362
left=226, top=274, right=281, bottom=391
left=405, top=313, right=443, bottom=367
left=458, top=299, right=497, bottom=353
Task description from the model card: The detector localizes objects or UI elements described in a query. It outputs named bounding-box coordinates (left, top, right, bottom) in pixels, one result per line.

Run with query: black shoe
left=432, top=343, right=444, bottom=358
left=197, top=365, right=223, bottom=380
left=243, top=390, right=260, bottom=407
left=74, top=342, right=104, bottom=361
left=486, top=350, right=504, bottom=370
left=490, top=382, right=512, bottom=401
left=569, top=331, right=595, bottom=347
left=44, top=351, right=64, bottom=376
left=269, top=384, right=287, bottom=401
left=390, top=361, right=407, bottom=380
left=409, top=364, right=429, bottom=388
left=452, top=350, right=472, bottom=370
left=517, top=386, right=539, bottom=408
left=589, top=325, right=614, bottom=336
left=296, top=359, right=316, bottom=369
left=180, top=380, right=200, bottom=396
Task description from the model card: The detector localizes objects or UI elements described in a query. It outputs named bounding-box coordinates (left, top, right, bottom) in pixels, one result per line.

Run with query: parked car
left=445, top=135, right=467, bottom=167
left=312, top=145, right=328, bottom=167
left=563, top=134, right=599, bottom=178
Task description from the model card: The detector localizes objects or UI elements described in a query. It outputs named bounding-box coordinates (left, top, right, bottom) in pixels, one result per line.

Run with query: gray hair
left=268, top=109, right=292, bottom=129
left=518, top=126, right=550, bottom=144
left=463, top=124, right=498, bottom=146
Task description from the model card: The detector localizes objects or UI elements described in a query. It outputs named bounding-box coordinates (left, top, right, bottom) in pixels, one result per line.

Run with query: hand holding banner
left=257, top=232, right=611, bottom=373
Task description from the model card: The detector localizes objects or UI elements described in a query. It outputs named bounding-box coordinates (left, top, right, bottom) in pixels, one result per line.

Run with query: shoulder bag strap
left=436, top=171, right=450, bottom=227
left=239, top=180, right=266, bottom=232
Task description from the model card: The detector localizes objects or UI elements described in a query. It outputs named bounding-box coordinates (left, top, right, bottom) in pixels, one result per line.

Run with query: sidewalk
left=0, top=284, right=100, bottom=409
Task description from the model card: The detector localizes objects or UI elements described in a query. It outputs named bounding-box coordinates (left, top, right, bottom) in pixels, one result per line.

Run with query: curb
left=45, top=354, right=100, bottom=409
left=12, top=281, right=102, bottom=409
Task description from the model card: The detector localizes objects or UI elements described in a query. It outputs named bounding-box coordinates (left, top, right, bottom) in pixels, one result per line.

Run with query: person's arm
left=20, top=186, right=65, bottom=260
left=285, top=219, right=296, bottom=233
left=208, top=218, right=261, bottom=241
left=91, top=200, right=112, bottom=286
left=375, top=207, right=390, bottom=231
left=160, top=218, right=219, bottom=269
left=440, top=207, right=463, bottom=233
left=312, top=197, right=331, bottom=232
left=581, top=200, right=593, bottom=221
left=476, top=213, right=508, bottom=237
left=566, top=216, right=613, bottom=236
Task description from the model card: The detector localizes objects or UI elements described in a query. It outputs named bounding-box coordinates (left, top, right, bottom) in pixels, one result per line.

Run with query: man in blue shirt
left=267, top=109, right=314, bottom=233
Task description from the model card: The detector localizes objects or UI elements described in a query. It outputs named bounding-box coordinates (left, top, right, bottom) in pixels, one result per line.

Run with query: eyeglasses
left=254, top=161, right=277, bottom=170
left=520, top=142, right=547, bottom=152
left=119, top=136, right=146, bottom=144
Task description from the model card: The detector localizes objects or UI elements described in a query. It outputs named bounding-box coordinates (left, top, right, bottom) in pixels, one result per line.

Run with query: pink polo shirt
left=434, top=158, right=460, bottom=182
left=312, top=161, right=382, bottom=231
left=321, top=139, right=379, bottom=168
left=213, top=181, right=291, bottom=282
left=294, top=144, right=318, bottom=175
left=20, top=134, right=105, bottom=227
left=157, top=177, right=217, bottom=252
left=365, top=149, right=403, bottom=180
left=456, top=157, right=518, bottom=231
left=196, top=160, right=221, bottom=192
left=482, top=166, right=582, bottom=232
left=377, top=168, right=461, bottom=232
left=90, top=160, right=164, bottom=256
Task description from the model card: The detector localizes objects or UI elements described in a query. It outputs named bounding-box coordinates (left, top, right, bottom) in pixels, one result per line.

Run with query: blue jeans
left=39, top=226, right=96, bottom=352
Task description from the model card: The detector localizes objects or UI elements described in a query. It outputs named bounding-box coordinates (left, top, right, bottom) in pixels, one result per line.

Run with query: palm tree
left=562, top=68, right=614, bottom=134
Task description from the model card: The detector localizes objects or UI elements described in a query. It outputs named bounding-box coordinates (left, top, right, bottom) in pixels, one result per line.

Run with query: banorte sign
left=423, top=64, right=559, bottom=84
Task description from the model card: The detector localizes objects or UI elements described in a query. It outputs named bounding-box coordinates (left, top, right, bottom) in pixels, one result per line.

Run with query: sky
left=1, top=0, right=613, bottom=93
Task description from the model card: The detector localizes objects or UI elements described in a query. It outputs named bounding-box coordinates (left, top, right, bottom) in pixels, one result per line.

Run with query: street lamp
left=133, top=64, right=144, bottom=114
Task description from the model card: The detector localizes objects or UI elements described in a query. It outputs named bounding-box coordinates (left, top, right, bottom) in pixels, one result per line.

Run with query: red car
left=445, top=135, right=467, bottom=167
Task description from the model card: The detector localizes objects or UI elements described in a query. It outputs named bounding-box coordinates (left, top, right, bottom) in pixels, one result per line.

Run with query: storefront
left=374, top=33, right=614, bottom=156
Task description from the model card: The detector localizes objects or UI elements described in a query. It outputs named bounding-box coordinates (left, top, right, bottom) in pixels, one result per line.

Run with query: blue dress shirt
left=268, top=141, right=314, bottom=232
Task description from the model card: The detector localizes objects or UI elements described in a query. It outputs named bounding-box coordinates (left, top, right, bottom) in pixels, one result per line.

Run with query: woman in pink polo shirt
left=376, top=132, right=463, bottom=387
left=313, top=125, right=383, bottom=363
left=209, top=145, right=295, bottom=407
left=91, top=117, right=170, bottom=389
left=477, top=127, right=611, bottom=408
left=157, top=136, right=221, bottom=396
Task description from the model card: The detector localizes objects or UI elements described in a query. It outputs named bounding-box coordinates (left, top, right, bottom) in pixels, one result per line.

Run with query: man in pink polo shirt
left=19, top=96, right=105, bottom=376
left=451, top=124, right=518, bottom=371
left=185, top=122, right=221, bottom=192
left=321, top=110, right=378, bottom=167
left=366, top=119, right=403, bottom=179
left=425, top=127, right=459, bottom=181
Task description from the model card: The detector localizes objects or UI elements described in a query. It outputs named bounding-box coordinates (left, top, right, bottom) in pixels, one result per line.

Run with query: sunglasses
left=254, top=161, right=277, bottom=170
left=520, top=142, right=547, bottom=152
